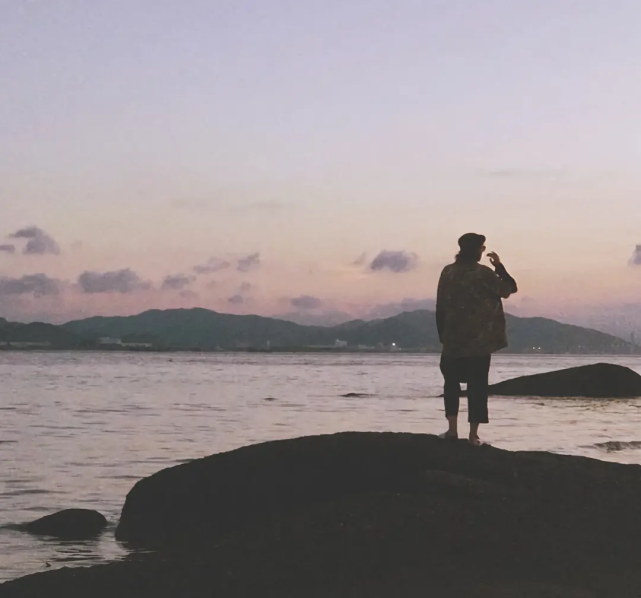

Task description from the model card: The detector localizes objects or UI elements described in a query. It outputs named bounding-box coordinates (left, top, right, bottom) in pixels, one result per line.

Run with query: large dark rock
left=17, top=509, right=107, bottom=539
left=5, top=432, right=641, bottom=597
left=487, top=362, right=641, bottom=397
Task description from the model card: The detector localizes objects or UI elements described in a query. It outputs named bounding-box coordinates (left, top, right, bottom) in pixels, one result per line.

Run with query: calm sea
left=2, top=351, right=641, bottom=582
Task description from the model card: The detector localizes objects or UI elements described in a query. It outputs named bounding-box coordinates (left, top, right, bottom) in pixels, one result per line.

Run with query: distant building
left=122, top=342, right=153, bottom=349
left=334, top=339, right=348, bottom=348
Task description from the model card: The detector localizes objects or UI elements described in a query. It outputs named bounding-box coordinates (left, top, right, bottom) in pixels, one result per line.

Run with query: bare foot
left=468, top=436, right=482, bottom=446
left=439, top=432, right=458, bottom=440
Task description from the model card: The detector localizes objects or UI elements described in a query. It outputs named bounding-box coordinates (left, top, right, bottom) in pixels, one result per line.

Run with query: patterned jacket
left=436, top=261, right=517, bottom=357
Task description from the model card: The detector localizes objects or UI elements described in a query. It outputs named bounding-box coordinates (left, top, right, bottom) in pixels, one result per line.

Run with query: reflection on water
left=1, top=351, right=641, bottom=582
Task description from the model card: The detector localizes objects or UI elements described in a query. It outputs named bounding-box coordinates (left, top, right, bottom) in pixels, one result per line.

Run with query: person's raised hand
left=487, top=251, right=502, bottom=267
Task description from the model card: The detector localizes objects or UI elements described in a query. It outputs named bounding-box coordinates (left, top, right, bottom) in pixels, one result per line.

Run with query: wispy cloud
left=173, top=198, right=289, bottom=213
left=0, top=244, right=16, bottom=254
left=629, top=245, right=641, bottom=266
left=369, top=250, right=418, bottom=273
left=480, top=168, right=566, bottom=180
left=179, top=290, right=199, bottom=300
left=9, top=226, right=60, bottom=255
left=352, top=252, right=368, bottom=267
left=0, top=274, right=61, bottom=297
left=237, top=252, right=261, bottom=272
left=227, top=294, right=245, bottom=305
left=161, top=273, right=194, bottom=291
left=290, top=295, right=323, bottom=310
left=193, top=257, right=231, bottom=275
left=77, top=269, right=152, bottom=294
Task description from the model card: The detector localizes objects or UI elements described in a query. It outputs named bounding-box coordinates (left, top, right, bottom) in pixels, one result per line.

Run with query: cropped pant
left=439, top=354, right=491, bottom=424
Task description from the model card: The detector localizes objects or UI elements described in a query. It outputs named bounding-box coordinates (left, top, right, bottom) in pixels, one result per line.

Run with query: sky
left=2, top=0, right=641, bottom=333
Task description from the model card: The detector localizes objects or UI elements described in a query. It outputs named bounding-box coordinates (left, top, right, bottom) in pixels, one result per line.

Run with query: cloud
left=9, top=226, right=60, bottom=255
left=194, top=254, right=261, bottom=275
left=239, top=282, right=252, bottom=293
left=179, top=290, right=199, bottom=300
left=352, top=253, right=368, bottom=267
left=237, top=252, right=261, bottom=272
left=0, top=274, right=61, bottom=297
left=480, top=169, right=566, bottom=180
left=161, top=273, right=194, bottom=291
left=629, top=245, right=641, bottom=266
left=0, top=244, right=16, bottom=254
left=369, top=250, right=418, bottom=273
left=227, top=294, right=245, bottom=305
left=193, top=257, right=231, bottom=275
left=290, top=295, right=323, bottom=310
left=78, top=269, right=152, bottom=294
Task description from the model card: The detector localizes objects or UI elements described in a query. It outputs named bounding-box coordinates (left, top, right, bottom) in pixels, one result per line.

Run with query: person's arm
left=486, top=252, right=517, bottom=298
left=494, top=262, right=517, bottom=296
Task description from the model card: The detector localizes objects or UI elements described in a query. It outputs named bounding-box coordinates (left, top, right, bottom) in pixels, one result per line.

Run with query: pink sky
left=2, top=1, right=641, bottom=334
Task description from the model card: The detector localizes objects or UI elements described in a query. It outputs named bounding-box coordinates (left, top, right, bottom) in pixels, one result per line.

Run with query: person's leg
left=466, top=355, right=491, bottom=444
left=439, top=354, right=461, bottom=437
left=468, top=423, right=480, bottom=445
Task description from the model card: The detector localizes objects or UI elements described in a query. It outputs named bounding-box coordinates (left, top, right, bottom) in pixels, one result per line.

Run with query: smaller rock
left=440, top=363, right=641, bottom=399
left=488, top=363, right=641, bottom=398
left=341, top=392, right=371, bottom=398
left=593, top=440, right=641, bottom=452
left=21, top=509, right=107, bottom=539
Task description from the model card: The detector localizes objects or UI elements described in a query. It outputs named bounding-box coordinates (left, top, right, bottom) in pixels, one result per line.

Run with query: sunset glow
left=2, top=1, right=641, bottom=334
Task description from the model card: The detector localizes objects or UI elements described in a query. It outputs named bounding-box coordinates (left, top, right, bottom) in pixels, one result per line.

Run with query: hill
left=504, top=314, right=634, bottom=353
left=0, top=320, right=87, bottom=348
left=62, top=308, right=637, bottom=354
left=63, top=308, right=335, bottom=349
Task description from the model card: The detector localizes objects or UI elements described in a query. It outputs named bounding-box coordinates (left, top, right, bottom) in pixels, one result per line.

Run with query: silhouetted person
left=436, top=233, right=517, bottom=445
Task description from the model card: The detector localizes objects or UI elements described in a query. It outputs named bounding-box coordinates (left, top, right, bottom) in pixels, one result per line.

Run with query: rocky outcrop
left=487, top=362, right=641, bottom=397
left=5, top=432, right=641, bottom=597
left=15, top=509, right=107, bottom=539
left=444, top=363, right=641, bottom=398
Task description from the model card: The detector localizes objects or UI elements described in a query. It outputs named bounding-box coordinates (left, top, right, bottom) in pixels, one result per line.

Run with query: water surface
left=2, top=352, right=641, bottom=581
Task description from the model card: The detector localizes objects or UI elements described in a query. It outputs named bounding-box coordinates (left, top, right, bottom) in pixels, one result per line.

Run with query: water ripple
left=2, top=351, right=641, bottom=582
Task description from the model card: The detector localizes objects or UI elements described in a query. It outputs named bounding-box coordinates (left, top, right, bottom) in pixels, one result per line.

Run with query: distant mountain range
left=0, top=308, right=637, bottom=354
left=60, top=308, right=641, bottom=354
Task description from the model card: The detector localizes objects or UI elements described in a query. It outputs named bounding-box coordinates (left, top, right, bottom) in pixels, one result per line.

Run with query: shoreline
left=1, top=347, right=639, bottom=355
